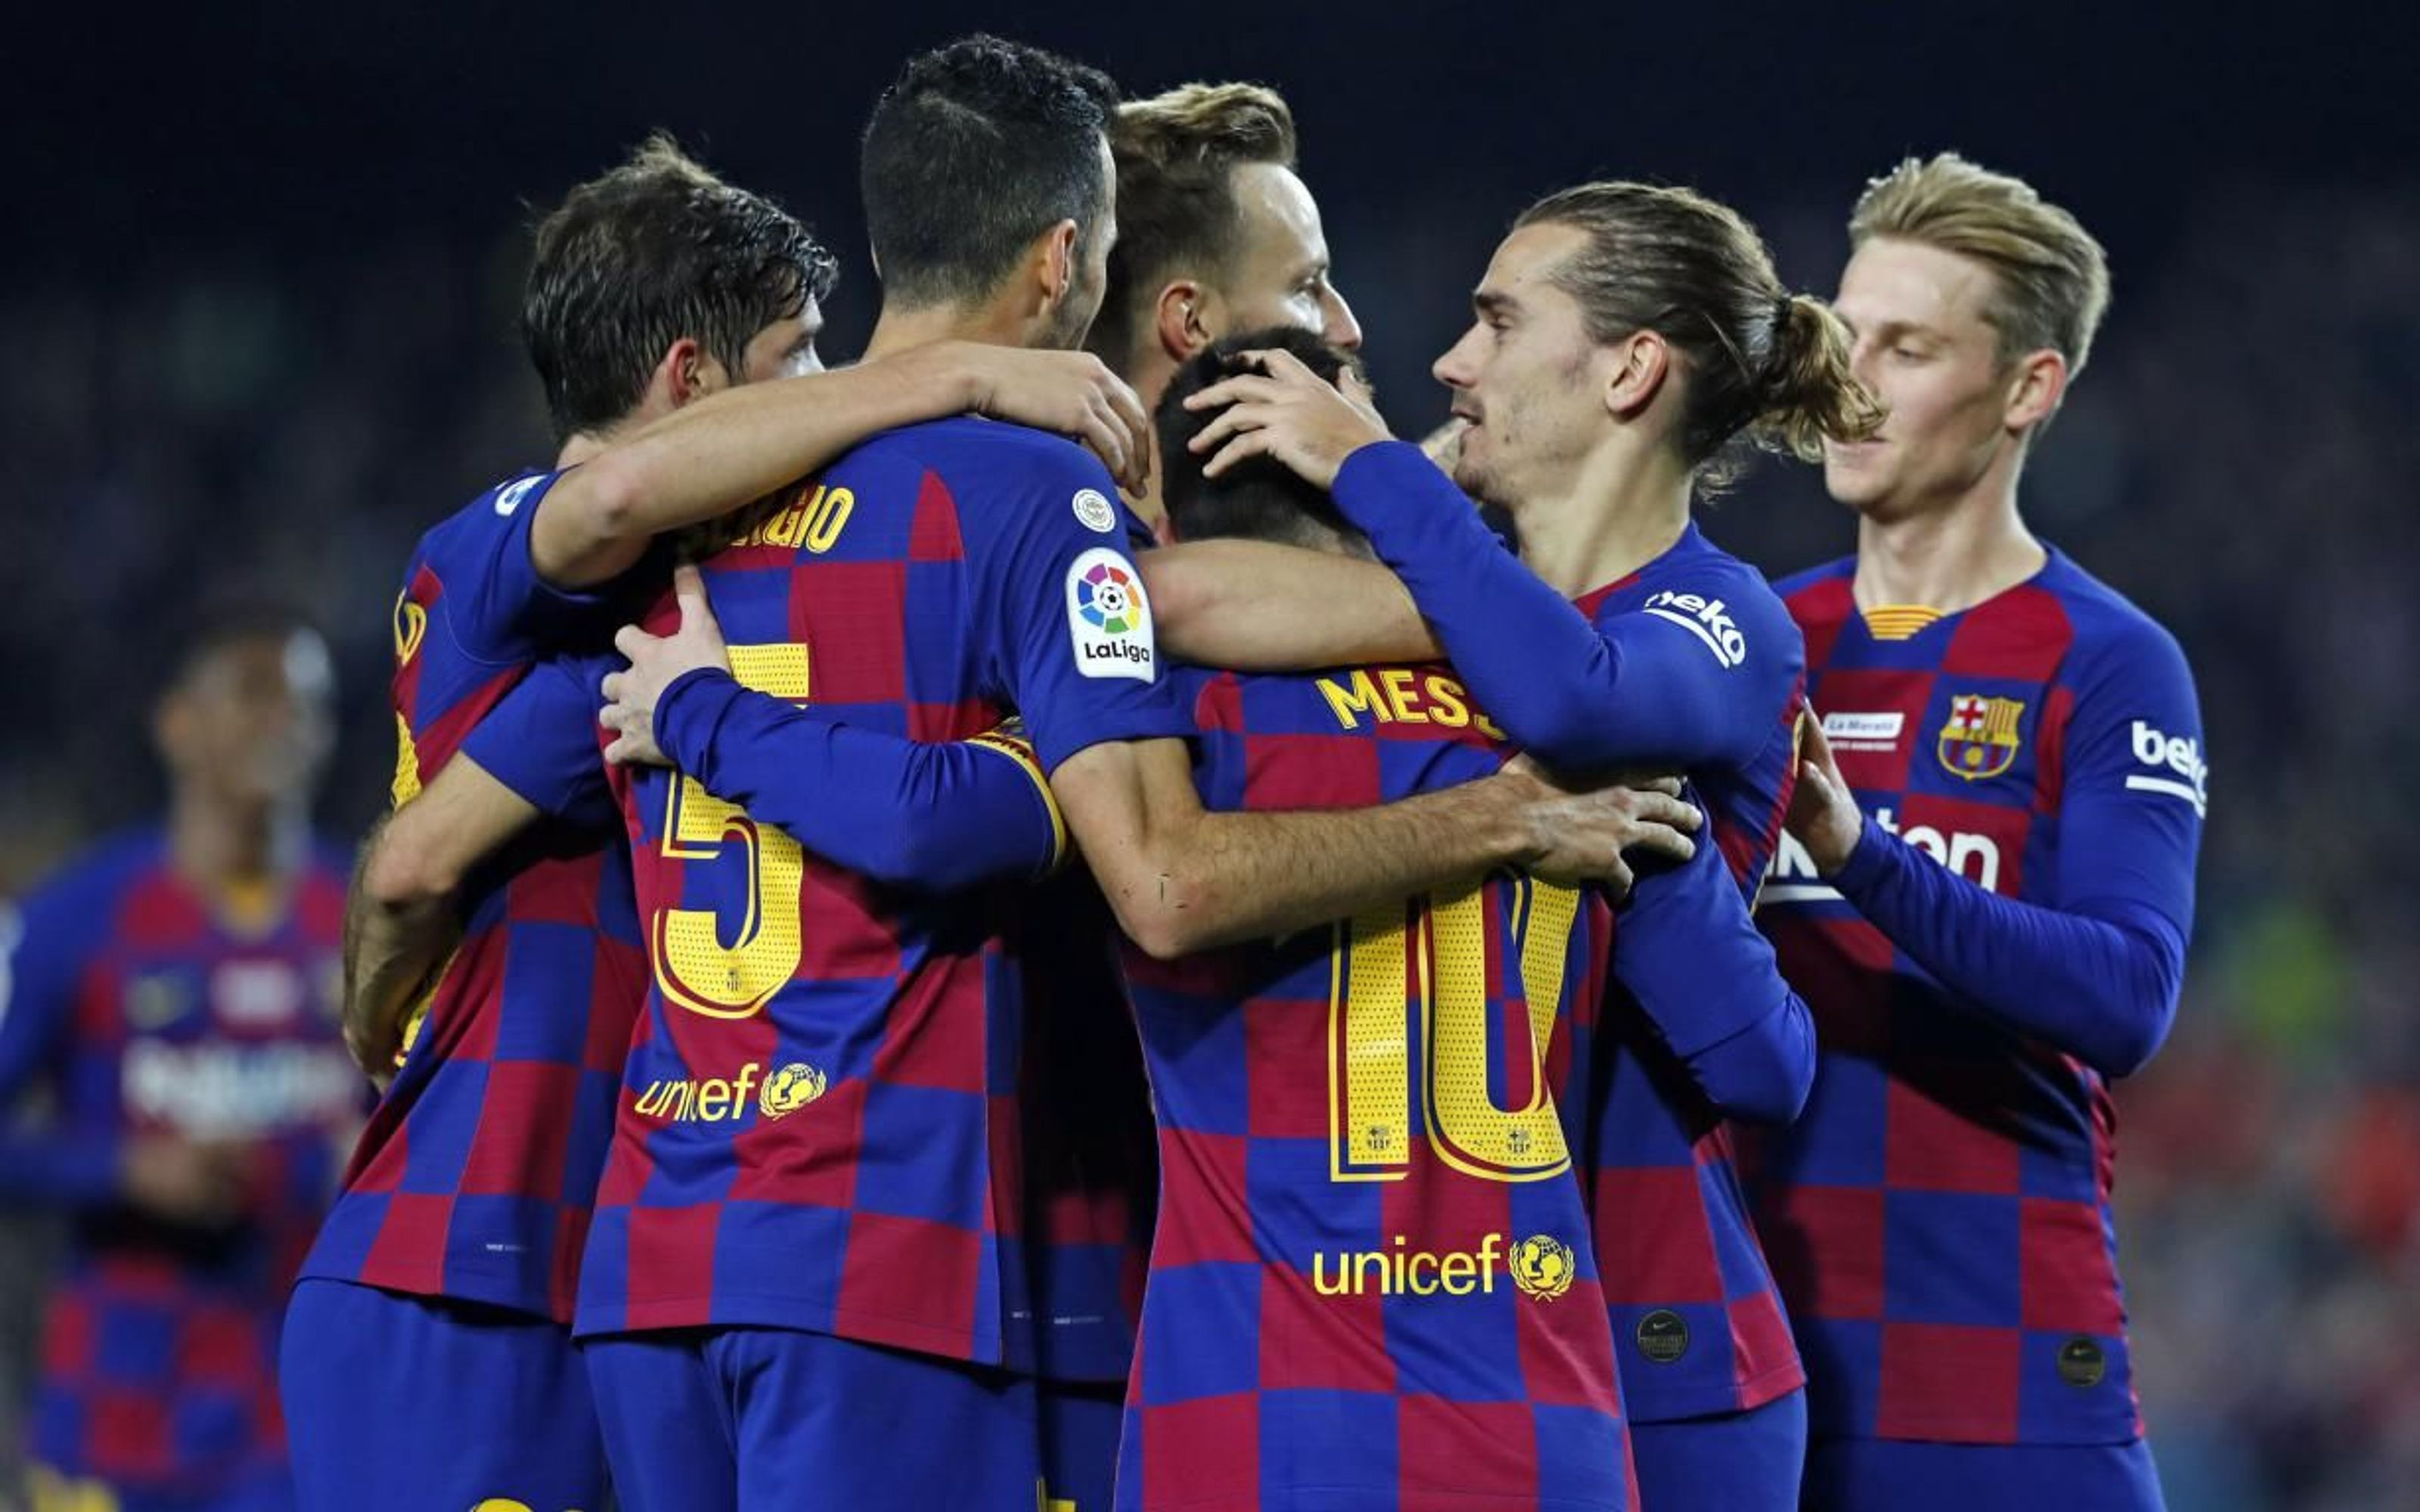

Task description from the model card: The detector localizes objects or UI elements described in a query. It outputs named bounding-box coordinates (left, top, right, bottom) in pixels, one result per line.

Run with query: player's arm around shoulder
left=529, top=343, right=1150, bottom=590
left=1138, top=538, right=1438, bottom=672
left=343, top=742, right=554, bottom=1081
left=1049, top=739, right=1703, bottom=959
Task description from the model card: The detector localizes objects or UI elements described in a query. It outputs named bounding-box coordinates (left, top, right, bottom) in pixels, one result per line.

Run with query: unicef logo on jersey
left=1065, top=547, right=1156, bottom=681
left=1508, top=1234, right=1577, bottom=1301
left=759, top=1061, right=827, bottom=1120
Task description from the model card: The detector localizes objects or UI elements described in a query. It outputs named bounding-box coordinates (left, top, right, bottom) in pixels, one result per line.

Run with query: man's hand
left=120, top=1134, right=247, bottom=1228
left=602, top=565, right=730, bottom=767
left=344, top=992, right=407, bottom=1089
left=1494, top=754, right=1700, bottom=897
left=1786, top=708, right=1865, bottom=875
left=1183, top=346, right=1393, bottom=490
left=925, top=343, right=1153, bottom=496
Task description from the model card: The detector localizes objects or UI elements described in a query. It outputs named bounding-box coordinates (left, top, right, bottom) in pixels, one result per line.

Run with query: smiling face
left=1823, top=236, right=2030, bottom=522
left=1429, top=222, right=1618, bottom=511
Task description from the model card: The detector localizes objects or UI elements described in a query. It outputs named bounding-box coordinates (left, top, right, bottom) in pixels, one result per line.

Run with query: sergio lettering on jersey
left=2126, top=719, right=2209, bottom=816
left=1066, top=547, right=1156, bottom=681
left=1643, top=590, right=1746, bottom=668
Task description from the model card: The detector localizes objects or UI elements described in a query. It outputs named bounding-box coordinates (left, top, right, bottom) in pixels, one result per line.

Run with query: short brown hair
left=521, top=135, right=838, bottom=443
left=1517, top=181, right=1885, bottom=491
left=1850, top=153, right=2111, bottom=378
left=1088, top=82, right=1297, bottom=364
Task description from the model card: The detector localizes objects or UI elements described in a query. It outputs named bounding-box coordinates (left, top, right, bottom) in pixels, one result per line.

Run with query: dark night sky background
left=16, top=2, right=2417, bottom=370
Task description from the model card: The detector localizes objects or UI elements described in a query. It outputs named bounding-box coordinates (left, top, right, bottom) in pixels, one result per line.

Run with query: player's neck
left=169, top=798, right=303, bottom=909
left=1120, top=351, right=1181, bottom=538
left=1512, top=443, right=1692, bottom=599
left=862, top=301, right=1034, bottom=364
left=1852, top=477, right=2046, bottom=615
left=557, top=431, right=612, bottom=468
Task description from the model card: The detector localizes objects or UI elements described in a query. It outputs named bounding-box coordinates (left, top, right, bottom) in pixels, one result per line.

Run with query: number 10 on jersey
left=1328, top=876, right=1581, bottom=1185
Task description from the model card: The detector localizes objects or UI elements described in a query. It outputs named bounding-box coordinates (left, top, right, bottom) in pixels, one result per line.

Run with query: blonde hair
left=1850, top=153, right=2111, bottom=378
left=1089, top=82, right=1298, bottom=363
left=1517, top=181, right=1885, bottom=491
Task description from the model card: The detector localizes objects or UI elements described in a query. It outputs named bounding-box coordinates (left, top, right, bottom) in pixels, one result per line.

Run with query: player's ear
left=152, top=683, right=195, bottom=771
left=2003, top=348, right=2066, bottom=435
left=1037, top=219, right=1081, bottom=311
left=1153, top=280, right=1213, bottom=364
left=647, top=336, right=725, bottom=414
left=1603, top=329, right=1671, bottom=422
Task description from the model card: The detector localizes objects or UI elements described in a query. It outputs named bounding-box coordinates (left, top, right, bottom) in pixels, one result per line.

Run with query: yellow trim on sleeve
left=965, top=728, right=1069, bottom=875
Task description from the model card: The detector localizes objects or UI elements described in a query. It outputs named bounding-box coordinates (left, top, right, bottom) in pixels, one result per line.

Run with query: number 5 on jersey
left=651, top=644, right=811, bottom=1019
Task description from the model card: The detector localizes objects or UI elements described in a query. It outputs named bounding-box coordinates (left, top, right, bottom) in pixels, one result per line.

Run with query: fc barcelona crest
left=1937, top=694, right=2024, bottom=780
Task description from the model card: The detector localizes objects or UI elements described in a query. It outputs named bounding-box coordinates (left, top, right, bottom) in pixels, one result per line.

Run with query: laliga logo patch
left=759, top=1061, right=827, bottom=1120
left=1066, top=547, right=1156, bottom=681
left=1078, top=559, right=1142, bottom=633
left=1509, top=1234, right=1576, bottom=1301
left=1937, top=693, right=2024, bottom=781
left=1072, top=488, right=1119, bottom=534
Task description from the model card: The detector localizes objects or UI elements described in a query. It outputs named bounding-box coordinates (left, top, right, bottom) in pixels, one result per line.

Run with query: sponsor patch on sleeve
left=1641, top=590, right=1746, bottom=668
left=1066, top=547, right=1156, bottom=681
left=2124, top=718, right=2208, bottom=816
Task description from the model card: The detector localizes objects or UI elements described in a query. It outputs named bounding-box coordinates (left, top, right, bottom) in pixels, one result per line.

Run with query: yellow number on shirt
left=1329, top=875, right=1579, bottom=1184
left=650, top=643, right=811, bottom=1019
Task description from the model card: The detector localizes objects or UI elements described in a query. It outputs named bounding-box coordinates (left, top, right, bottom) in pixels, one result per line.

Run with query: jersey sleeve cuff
left=651, top=667, right=744, bottom=776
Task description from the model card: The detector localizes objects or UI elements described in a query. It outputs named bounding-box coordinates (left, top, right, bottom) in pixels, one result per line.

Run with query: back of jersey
left=1118, top=665, right=1630, bottom=1512
left=306, top=472, right=647, bottom=1325
left=586, top=417, right=1189, bottom=1365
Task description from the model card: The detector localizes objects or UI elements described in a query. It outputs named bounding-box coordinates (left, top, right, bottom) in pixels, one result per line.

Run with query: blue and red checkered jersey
left=0, top=831, right=356, bottom=1498
left=1329, top=442, right=1807, bottom=889
left=1116, top=661, right=1634, bottom=1512
left=1326, top=445, right=1813, bottom=1424
left=1564, top=536, right=1810, bottom=1424
left=577, top=417, right=1192, bottom=1363
left=1749, top=550, right=2206, bottom=1445
left=299, top=467, right=649, bottom=1323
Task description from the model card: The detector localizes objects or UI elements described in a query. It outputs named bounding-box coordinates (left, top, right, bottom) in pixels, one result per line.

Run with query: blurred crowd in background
left=4, top=6, right=2413, bottom=1507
